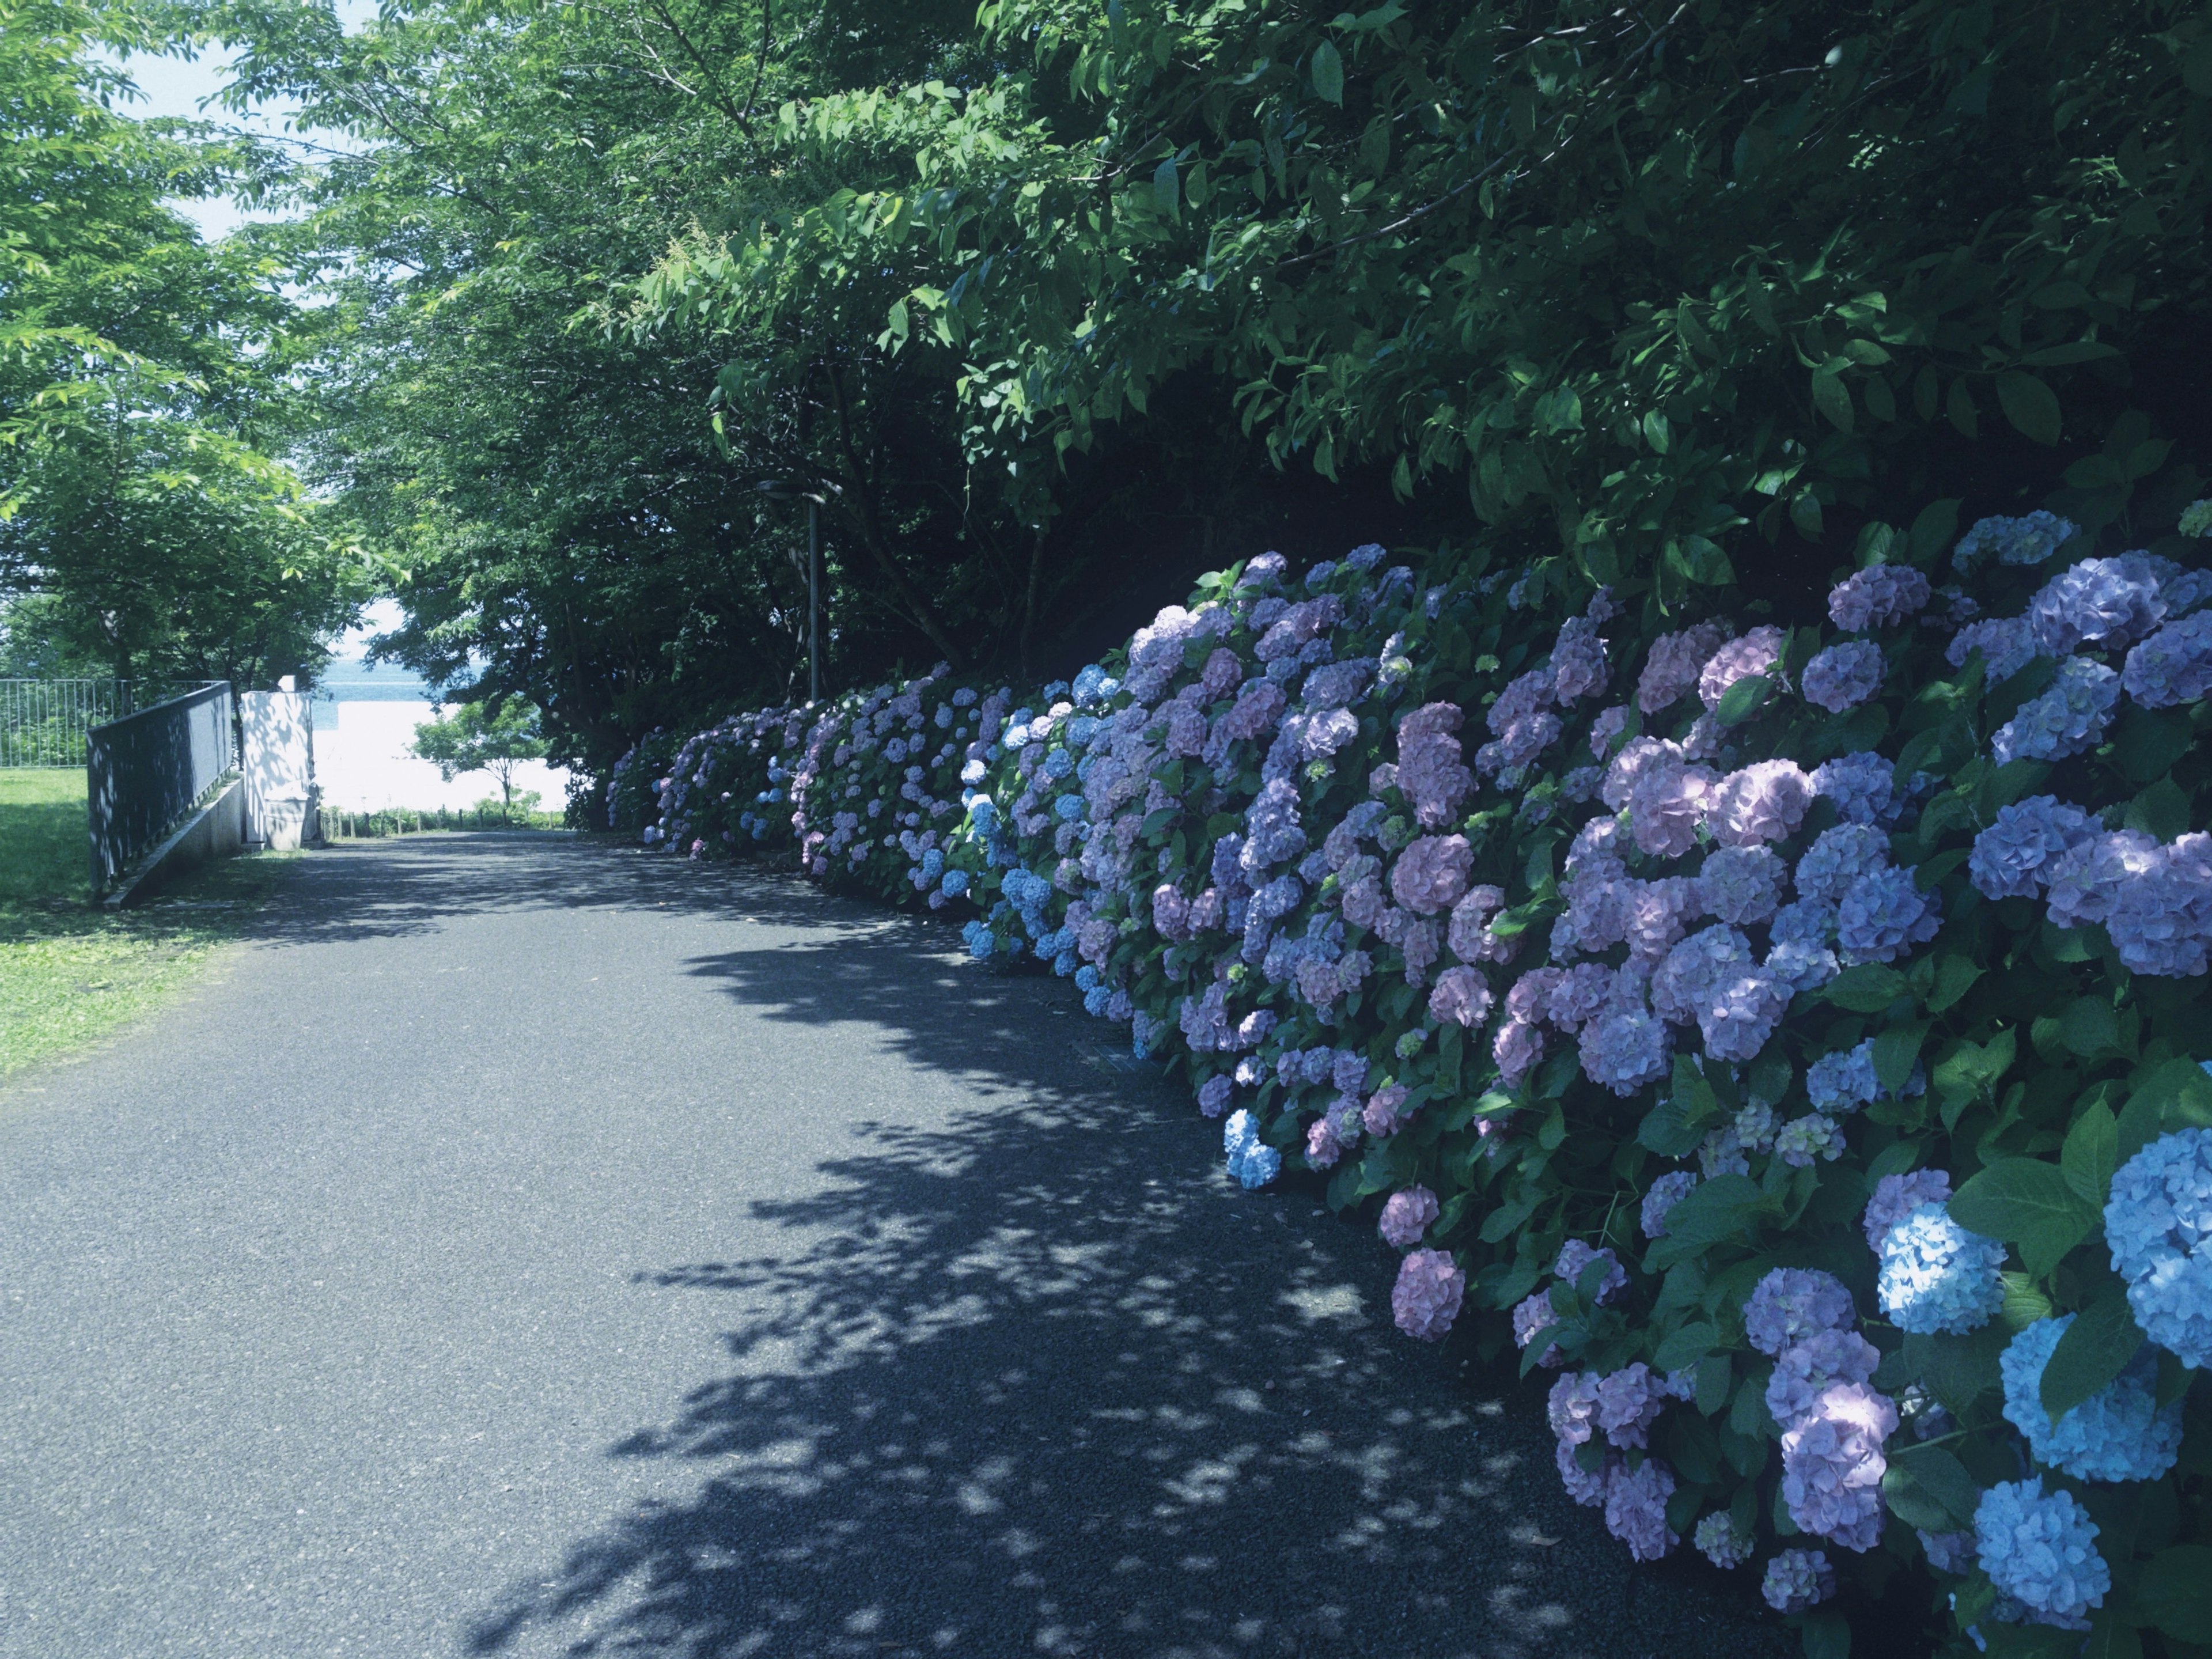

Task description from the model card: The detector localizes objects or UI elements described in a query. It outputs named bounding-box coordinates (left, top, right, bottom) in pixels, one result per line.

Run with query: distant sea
left=309, top=656, right=435, bottom=730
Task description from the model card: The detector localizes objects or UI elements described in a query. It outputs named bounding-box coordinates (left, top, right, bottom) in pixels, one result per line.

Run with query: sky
left=108, top=3, right=376, bottom=240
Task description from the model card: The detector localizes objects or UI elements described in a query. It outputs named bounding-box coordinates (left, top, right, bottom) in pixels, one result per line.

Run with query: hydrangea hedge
left=608, top=494, right=2212, bottom=1656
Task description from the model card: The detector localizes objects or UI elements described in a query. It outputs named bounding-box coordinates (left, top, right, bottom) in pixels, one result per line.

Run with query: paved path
left=0, top=836, right=1790, bottom=1659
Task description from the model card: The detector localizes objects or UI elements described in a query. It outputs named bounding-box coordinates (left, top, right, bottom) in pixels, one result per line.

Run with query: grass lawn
left=0, top=770, right=297, bottom=1080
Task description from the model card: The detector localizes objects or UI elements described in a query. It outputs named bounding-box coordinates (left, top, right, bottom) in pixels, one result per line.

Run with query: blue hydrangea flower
left=1877, top=1202, right=2005, bottom=1334
left=1999, top=1315, right=2183, bottom=1483
left=1807, top=1041, right=1881, bottom=1112
left=1953, top=510, right=2078, bottom=573
left=1223, top=1109, right=1281, bottom=1188
left=1043, top=747, right=1075, bottom=779
left=1744, top=1268, right=1857, bottom=1356
left=1991, top=657, right=2121, bottom=766
left=1975, top=1478, right=2109, bottom=1630
left=1053, top=793, right=1085, bottom=823
left=2028, top=556, right=2167, bottom=655
left=2107, top=1128, right=2212, bottom=1367
left=1794, top=825, right=1892, bottom=908
left=2123, top=612, right=2212, bottom=708
left=940, top=868, right=969, bottom=898
left=1837, top=865, right=1941, bottom=964
left=1968, top=796, right=2096, bottom=900
left=1802, top=641, right=1886, bottom=711
left=1809, top=752, right=1898, bottom=826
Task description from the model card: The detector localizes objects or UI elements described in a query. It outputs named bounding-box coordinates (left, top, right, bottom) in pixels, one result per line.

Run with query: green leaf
left=2126, top=777, right=2192, bottom=842
left=1926, top=955, right=1984, bottom=1014
left=1934, top=1029, right=2017, bottom=1120
left=1872, top=1023, right=1927, bottom=1094
left=1695, top=1353, right=1733, bottom=1415
left=1152, top=154, right=1180, bottom=216
left=1790, top=490, right=1825, bottom=540
left=1310, top=40, right=1344, bottom=104
left=2139, top=1546, right=2212, bottom=1642
left=2060, top=997, right=2122, bottom=1059
left=2185, top=33, right=2212, bottom=97
left=1811, top=368, right=1853, bottom=433
left=1646, top=1173, right=1779, bottom=1267
left=2062, top=1103, right=2119, bottom=1208
left=2133, top=1056, right=2212, bottom=1134
left=1801, top=1607, right=1850, bottom=1659
left=2041, top=1285, right=2146, bottom=1422
left=1642, top=409, right=1671, bottom=454
left=1638, top=1093, right=1705, bottom=1157
left=1946, top=376, right=1980, bottom=437
left=2110, top=706, right=2194, bottom=785
left=1711, top=673, right=1771, bottom=726
left=2001, top=1271, right=2055, bottom=1330
left=1654, top=1321, right=1718, bottom=1370
left=1825, top=963, right=1908, bottom=1013
left=1995, top=370, right=2062, bottom=445
left=1892, top=1443, right=1980, bottom=1526
left=1950, top=1158, right=2099, bottom=1278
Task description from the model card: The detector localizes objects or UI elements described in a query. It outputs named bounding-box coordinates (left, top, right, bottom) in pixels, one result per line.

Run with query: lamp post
left=757, top=480, right=821, bottom=703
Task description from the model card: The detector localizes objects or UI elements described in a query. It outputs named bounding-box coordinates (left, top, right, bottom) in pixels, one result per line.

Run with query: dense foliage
left=185, top=0, right=2212, bottom=782
left=0, top=0, right=365, bottom=684
left=616, top=462, right=2212, bottom=1654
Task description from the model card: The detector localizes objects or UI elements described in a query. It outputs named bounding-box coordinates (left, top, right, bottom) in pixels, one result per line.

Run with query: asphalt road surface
left=0, top=835, right=1794, bottom=1659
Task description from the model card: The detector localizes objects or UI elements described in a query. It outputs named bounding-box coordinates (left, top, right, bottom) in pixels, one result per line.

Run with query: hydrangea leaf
left=1926, top=955, right=1985, bottom=1013
left=1950, top=1157, right=2097, bottom=1278
left=1801, top=1607, right=1851, bottom=1659
left=2123, top=777, right=2192, bottom=842
left=1996, top=369, right=2063, bottom=446
left=2039, top=1284, right=2147, bottom=1423
left=2137, top=1546, right=2212, bottom=1643
left=1873, top=1022, right=1929, bottom=1094
left=1654, top=1321, right=1718, bottom=1370
left=1934, top=1029, right=2018, bottom=1121
left=2059, top=997, right=2124, bottom=1060
left=1906, top=1324, right=2007, bottom=1414
left=1645, top=1175, right=1781, bottom=1268
left=1881, top=1459, right=1960, bottom=1532
left=2130, top=1056, right=2212, bottom=1135
left=2112, top=706, right=2195, bottom=785
left=2061, top=1101, right=2119, bottom=1207
left=1825, top=963, right=1910, bottom=1013
left=2001, top=1271, right=2056, bottom=1331
left=1637, top=1093, right=1705, bottom=1157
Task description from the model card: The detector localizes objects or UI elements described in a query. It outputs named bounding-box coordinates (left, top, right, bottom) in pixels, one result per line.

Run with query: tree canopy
left=45, top=0, right=2210, bottom=772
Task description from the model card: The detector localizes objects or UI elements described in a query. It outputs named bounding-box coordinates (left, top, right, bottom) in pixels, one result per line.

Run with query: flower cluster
left=615, top=491, right=2212, bottom=1644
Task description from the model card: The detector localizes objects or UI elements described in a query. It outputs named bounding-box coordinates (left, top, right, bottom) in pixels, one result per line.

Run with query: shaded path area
left=0, top=837, right=1790, bottom=1659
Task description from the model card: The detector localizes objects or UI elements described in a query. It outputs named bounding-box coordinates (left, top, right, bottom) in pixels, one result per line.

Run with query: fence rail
left=2, top=679, right=127, bottom=767
left=86, top=682, right=237, bottom=896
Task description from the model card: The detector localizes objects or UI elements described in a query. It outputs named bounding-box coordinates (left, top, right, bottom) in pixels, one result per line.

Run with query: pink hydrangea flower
left=1392, top=1248, right=1465, bottom=1342
left=1378, top=1184, right=1440, bottom=1247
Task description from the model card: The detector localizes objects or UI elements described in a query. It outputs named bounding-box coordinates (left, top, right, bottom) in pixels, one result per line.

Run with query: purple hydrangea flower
left=1578, top=1005, right=1673, bottom=1095
left=1830, top=565, right=1933, bottom=632
left=1807, top=1041, right=1881, bottom=1113
left=1603, top=1457, right=1679, bottom=1561
left=2123, top=611, right=2212, bottom=707
left=1652, top=925, right=1754, bottom=1027
left=1392, top=1248, right=1464, bottom=1342
left=1766, top=1329, right=1881, bottom=1425
left=1780, top=1382, right=1897, bottom=1551
left=1515, top=1293, right=1563, bottom=1366
left=1969, top=796, right=2097, bottom=900
left=1390, top=834, right=1473, bottom=915
left=1802, top=641, right=1887, bottom=711
left=1991, top=657, right=2121, bottom=765
left=1556, top=1239, right=1628, bottom=1302
left=1555, top=1438, right=1612, bottom=1506
left=1762, top=1549, right=1837, bottom=1613
left=1641, top=1171, right=1698, bottom=1240
left=1695, top=1512, right=1754, bottom=1570
left=1427, top=964, right=1493, bottom=1028
left=1548, top=1370, right=1601, bottom=1444
left=1698, top=626, right=1788, bottom=709
left=1699, top=846, right=1788, bottom=925
left=1594, top=1362, right=1668, bottom=1448
left=1837, top=865, right=1941, bottom=964
left=1378, top=1185, right=1440, bottom=1248
left=2029, top=556, right=2167, bottom=655
left=1628, top=762, right=1717, bottom=858
left=1705, top=760, right=1813, bottom=849
left=1638, top=622, right=1732, bottom=713
left=2043, top=828, right=2161, bottom=930
left=1196, top=1074, right=1234, bottom=1117
left=1698, top=961, right=1790, bottom=1062
left=1744, top=1268, right=1856, bottom=1356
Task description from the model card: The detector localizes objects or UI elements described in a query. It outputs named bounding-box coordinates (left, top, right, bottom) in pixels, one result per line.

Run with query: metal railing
left=86, top=682, right=236, bottom=896
left=1, top=679, right=131, bottom=767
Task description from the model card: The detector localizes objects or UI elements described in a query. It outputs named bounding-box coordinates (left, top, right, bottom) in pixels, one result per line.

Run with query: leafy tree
left=410, top=698, right=548, bottom=817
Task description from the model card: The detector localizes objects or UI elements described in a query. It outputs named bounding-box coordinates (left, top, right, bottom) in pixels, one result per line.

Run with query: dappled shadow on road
left=463, top=892, right=1791, bottom=1659
left=238, top=835, right=898, bottom=949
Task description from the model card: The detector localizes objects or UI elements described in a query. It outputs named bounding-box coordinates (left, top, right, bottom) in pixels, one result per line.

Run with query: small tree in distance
left=410, top=700, right=548, bottom=821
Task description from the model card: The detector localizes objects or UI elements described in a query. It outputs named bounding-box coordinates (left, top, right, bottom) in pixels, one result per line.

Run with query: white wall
left=316, top=701, right=574, bottom=813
